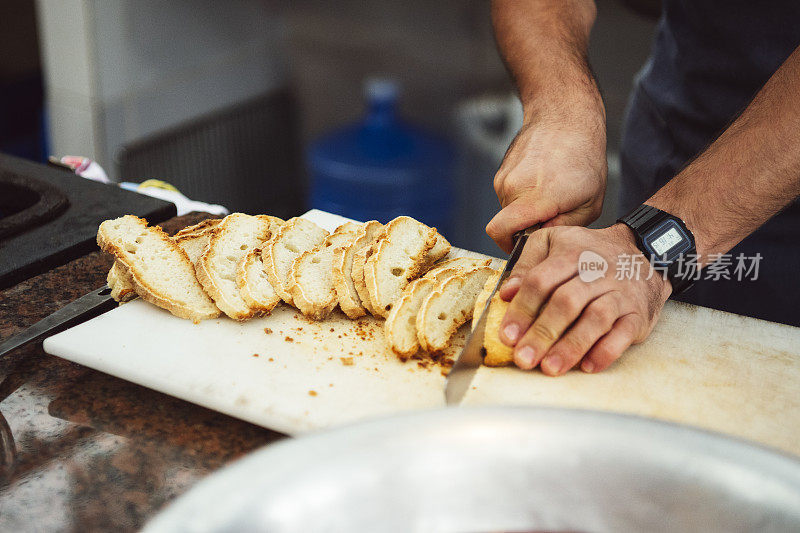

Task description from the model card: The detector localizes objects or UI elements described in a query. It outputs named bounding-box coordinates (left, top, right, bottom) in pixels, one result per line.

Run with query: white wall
left=36, top=0, right=287, bottom=178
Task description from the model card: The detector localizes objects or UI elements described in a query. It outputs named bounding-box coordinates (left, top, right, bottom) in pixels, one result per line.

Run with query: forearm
left=648, top=45, right=800, bottom=263
left=491, top=0, right=602, bottom=121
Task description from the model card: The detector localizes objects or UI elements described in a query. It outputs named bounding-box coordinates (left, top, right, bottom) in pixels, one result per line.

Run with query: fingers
left=580, top=313, right=643, bottom=373
left=498, top=229, right=551, bottom=302
left=536, top=292, right=621, bottom=376
left=499, top=254, right=579, bottom=347
left=511, top=277, right=605, bottom=371
left=486, top=195, right=557, bottom=254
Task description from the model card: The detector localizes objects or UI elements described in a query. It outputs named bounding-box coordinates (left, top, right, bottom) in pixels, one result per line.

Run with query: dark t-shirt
left=619, top=2, right=800, bottom=326
left=639, top=0, right=800, bottom=160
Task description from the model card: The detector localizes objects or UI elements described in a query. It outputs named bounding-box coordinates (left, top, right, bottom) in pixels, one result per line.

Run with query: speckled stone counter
left=0, top=213, right=284, bottom=532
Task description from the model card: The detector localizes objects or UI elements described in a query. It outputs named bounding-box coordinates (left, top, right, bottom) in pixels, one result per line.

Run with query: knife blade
left=0, top=285, right=117, bottom=358
left=445, top=225, right=540, bottom=405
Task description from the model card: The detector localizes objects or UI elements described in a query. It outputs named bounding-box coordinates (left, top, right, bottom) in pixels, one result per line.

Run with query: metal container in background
left=453, top=94, right=523, bottom=255
left=145, top=407, right=800, bottom=533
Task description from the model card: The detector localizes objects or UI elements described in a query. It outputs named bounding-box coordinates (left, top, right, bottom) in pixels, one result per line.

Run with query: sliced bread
left=174, top=218, right=222, bottom=238
left=195, top=213, right=282, bottom=320
left=262, top=217, right=329, bottom=305
left=175, top=231, right=213, bottom=265
left=482, top=293, right=514, bottom=367
left=107, top=261, right=137, bottom=303
left=416, top=266, right=496, bottom=353
left=385, top=259, right=491, bottom=359
left=424, top=256, right=492, bottom=279
left=236, top=248, right=280, bottom=314
left=97, top=215, right=219, bottom=322
left=363, top=216, right=438, bottom=318
left=471, top=268, right=502, bottom=329
left=352, top=233, right=384, bottom=316
left=289, top=222, right=362, bottom=320
left=333, top=220, right=384, bottom=319
left=420, top=232, right=452, bottom=271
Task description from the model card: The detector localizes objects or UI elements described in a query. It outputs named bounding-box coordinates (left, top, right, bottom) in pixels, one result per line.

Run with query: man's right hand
left=486, top=102, right=608, bottom=253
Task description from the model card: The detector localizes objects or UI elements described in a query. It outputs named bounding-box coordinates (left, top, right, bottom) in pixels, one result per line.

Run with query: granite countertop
left=0, top=213, right=284, bottom=532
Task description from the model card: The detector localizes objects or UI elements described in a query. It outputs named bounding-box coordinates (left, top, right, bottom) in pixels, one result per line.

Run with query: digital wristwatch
left=618, top=204, right=697, bottom=295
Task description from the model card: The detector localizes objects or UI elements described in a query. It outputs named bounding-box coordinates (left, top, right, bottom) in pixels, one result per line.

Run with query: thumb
left=486, top=195, right=557, bottom=254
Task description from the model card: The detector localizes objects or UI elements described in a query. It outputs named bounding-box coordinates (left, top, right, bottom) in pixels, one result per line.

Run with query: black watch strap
left=618, top=205, right=697, bottom=295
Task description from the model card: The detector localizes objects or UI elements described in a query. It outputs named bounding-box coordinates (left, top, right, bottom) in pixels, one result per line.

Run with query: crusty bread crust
left=107, top=261, right=137, bottom=303
left=290, top=223, right=361, bottom=320
left=262, top=217, right=329, bottom=306
left=352, top=242, right=381, bottom=316
left=384, top=277, right=438, bottom=359
left=173, top=218, right=222, bottom=238
left=364, top=216, right=437, bottom=318
left=333, top=220, right=383, bottom=319
left=236, top=247, right=281, bottom=314
left=471, top=269, right=501, bottom=330
left=416, top=266, right=496, bottom=353
left=97, top=215, right=220, bottom=323
left=195, top=214, right=280, bottom=320
left=483, top=293, right=514, bottom=367
left=385, top=259, right=492, bottom=359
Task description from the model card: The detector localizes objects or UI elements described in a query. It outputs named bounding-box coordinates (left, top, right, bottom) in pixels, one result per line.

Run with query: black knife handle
left=508, top=224, right=541, bottom=271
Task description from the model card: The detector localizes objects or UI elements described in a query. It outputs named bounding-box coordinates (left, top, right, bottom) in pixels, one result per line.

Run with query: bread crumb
left=264, top=328, right=273, bottom=334
left=268, top=357, right=274, bottom=362
left=340, top=357, right=354, bottom=366
left=308, top=390, right=317, bottom=397
left=252, top=353, right=259, bottom=358
left=285, top=336, right=293, bottom=342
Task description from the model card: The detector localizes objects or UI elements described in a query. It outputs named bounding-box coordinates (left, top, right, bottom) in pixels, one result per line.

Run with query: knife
left=0, top=285, right=117, bottom=358
left=445, top=225, right=540, bottom=405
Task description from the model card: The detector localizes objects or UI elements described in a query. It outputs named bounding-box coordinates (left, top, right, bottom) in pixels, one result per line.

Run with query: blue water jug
left=308, top=79, right=455, bottom=235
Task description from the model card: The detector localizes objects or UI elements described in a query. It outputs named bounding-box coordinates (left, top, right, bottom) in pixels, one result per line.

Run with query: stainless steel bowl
left=145, top=407, right=800, bottom=532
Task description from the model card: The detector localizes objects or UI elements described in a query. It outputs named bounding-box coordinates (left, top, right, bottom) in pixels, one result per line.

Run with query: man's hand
left=498, top=224, right=672, bottom=375
left=486, top=105, right=607, bottom=253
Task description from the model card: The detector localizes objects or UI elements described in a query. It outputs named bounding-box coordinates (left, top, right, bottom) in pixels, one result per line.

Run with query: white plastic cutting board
left=44, top=210, right=800, bottom=456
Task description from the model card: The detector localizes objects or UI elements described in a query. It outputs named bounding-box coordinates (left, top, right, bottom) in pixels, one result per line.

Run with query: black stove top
left=0, top=154, right=176, bottom=289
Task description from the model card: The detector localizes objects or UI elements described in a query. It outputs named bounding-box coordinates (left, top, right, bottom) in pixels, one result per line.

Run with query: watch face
left=651, top=227, right=683, bottom=256
left=642, top=219, right=692, bottom=262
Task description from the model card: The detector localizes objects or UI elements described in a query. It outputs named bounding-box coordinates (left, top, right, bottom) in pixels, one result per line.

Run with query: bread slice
left=420, top=232, right=452, bottom=271
left=333, top=220, right=384, bottom=319
left=175, top=231, right=213, bottom=265
left=236, top=247, right=280, bottom=314
left=352, top=235, right=383, bottom=316
left=424, top=256, right=492, bottom=279
left=471, top=268, right=502, bottom=330
left=195, top=213, right=282, bottom=320
left=483, top=293, right=514, bottom=367
left=385, top=259, right=492, bottom=359
left=105, top=223, right=216, bottom=301
left=262, top=218, right=329, bottom=305
left=97, top=215, right=219, bottom=322
left=174, top=218, right=222, bottom=238
left=363, top=216, right=438, bottom=318
left=289, top=222, right=362, bottom=320
left=107, top=261, right=137, bottom=303
left=416, top=266, right=496, bottom=353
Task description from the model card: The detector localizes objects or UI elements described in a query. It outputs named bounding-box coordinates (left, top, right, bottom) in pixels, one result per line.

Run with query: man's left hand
left=498, top=224, right=672, bottom=375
